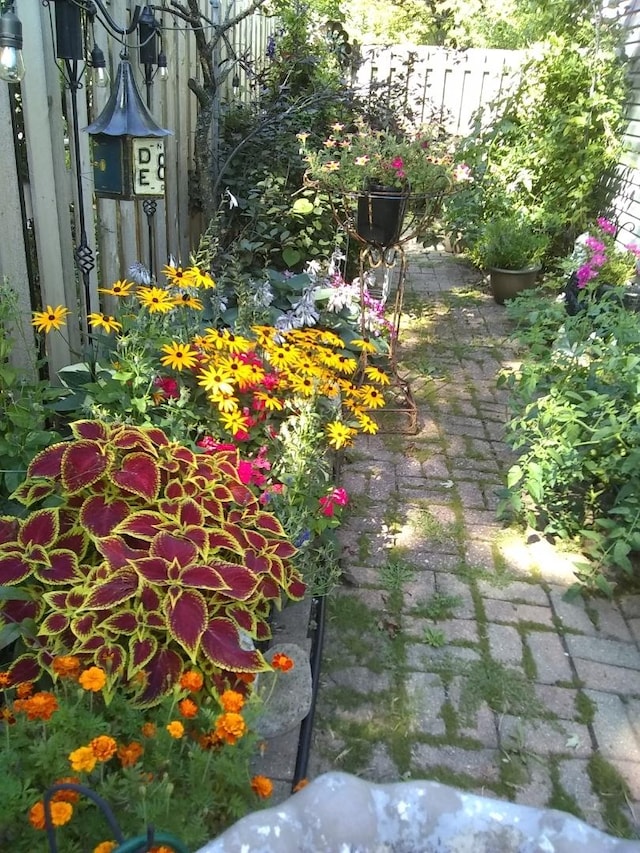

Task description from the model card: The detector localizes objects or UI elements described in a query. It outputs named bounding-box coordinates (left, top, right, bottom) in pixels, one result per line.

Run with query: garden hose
left=43, top=782, right=189, bottom=853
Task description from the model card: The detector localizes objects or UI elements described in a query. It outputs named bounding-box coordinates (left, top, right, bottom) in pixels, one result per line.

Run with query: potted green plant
left=474, top=215, right=548, bottom=304
left=299, top=120, right=455, bottom=247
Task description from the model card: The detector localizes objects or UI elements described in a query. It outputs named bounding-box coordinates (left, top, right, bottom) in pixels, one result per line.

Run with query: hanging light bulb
left=90, top=44, right=110, bottom=89
left=156, top=51, right=168, bottom=83
left=0, top=5, right=25, bottom=83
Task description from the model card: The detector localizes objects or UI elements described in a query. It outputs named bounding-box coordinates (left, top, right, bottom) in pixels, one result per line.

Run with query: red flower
left=153, top=376, right=179, bottom=399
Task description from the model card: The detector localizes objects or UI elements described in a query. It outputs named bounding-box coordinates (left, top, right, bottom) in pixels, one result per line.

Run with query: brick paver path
left=307, top=248, right=640, bottom=838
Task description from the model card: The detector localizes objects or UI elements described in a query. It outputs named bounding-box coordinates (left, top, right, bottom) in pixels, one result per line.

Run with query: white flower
left=224, top=188, right=239, bottom=209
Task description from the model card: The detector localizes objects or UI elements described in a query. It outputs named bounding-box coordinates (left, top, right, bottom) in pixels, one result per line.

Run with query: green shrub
left=499, top=287, right=640, bottom=595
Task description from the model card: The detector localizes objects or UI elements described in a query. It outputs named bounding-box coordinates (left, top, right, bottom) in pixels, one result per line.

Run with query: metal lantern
left=85, top=59, right=171, bottom=200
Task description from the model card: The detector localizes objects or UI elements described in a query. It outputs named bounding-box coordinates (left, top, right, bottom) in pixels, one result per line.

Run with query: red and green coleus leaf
left=225, top=604, right=258, bottom=636
left=42, top=589, right=85, bottom=611
left=61, top=440, right=110, bottom=494
left=79, top=496, right=131, bottom=538
left=26, top=441, right=66, bottom=481
left=100, top=610, right=138, bottom=635
left=211, top=563, right=259, bottom=600
left=0, top=516, right=19, bottom=545
left=96, top=643, right=126, bottom=677
left=253, top=512, right=286, bottom=536
left=127, top=635, right=158, bottom=679
left=9, top=480, right=55, bottom=506
left=83, top=568, right=139, bottom=609
left=8, top=653, right=41, bottom=685
left=0, top=597, right=41, bottom=626
left=96, top=535, right=148, bottom=570
left=0, top=550, right=33, bottom=585
left=111, top=451, right=160, bottom=502
left=114, top=510, right=167, bottom=540
left=38, top=612, right=70, bottom=636
left=71, top=419, right=110, bottom=442
left=149, top=531, right=197, bottom=563
left=165, top=587, right=207, bottom=658
left=18, top=508, right=59, bottom=550
left=133, top=646, right=183, bottom=707
left=207, top=528, right=247, bottom=556
left=71, top=612, right=99, bottom=640
left=286, top=574, right=306, bottom=601
left=200, top=617, right=269, bottom=672
left=34, top=549, right=81, bottom=585
left=179, top=564, right=230, bottom=591
left=172, top=446, right=196, bottom=467
left=111, top=425, right=159, bottom=454
left=134, top=556, right=170, bottom=585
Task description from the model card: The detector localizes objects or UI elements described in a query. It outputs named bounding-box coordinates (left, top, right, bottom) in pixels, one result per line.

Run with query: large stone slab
left=197, top=771, right=640, bottom=852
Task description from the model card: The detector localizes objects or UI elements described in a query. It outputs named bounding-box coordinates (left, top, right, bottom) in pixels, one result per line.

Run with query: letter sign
left=132, top=138, right=165, bottom=196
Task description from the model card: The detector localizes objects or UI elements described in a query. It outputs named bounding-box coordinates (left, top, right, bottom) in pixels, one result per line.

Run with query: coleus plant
left=0, top=420, right=305, bottom=705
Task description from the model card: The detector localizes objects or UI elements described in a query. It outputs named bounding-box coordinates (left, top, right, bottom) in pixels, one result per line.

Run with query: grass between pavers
left=315, top=282, right=639, bottom=835
left=588, top=754, right=639, bottom=839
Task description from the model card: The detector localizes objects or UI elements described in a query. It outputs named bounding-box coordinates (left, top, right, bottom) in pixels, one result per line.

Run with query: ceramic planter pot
left=356, top=188, right=408, bottom=247
left=489, top=265, right=541, bottom=305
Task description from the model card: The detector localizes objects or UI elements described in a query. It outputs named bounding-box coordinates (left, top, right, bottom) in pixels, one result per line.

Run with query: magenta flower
left=626, top=243, right=640, bottom=258
left=318, top=487, right=349, bottom=517
left=576, top=264, right=597, bottom=288
left=590, top=253, right=607, bottom=268
left=596, top=217, right=616, bottom=236
left=585, top=237, right=606, bottom=253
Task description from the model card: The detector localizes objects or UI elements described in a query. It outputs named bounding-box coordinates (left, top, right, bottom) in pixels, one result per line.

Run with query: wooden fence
left=354, top=46, right=523, bottom=136
left=1, top=23, right=524, bottom=377
left=0, top=0, right=277, bottom=377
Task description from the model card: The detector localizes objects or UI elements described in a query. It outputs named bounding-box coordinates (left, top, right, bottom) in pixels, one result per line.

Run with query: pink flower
left=237, top=460, right=253, bottom=484
left=576, top=264, right=597, bottom=288
left=596, top=217, right=616, bottom=236
left=590, top=253, right=607, bottom=268
left=626, top=243, right=640, bottom=258
left=154, top=376, right=179, bottom=399
left=318, top=496, right=336, bottom=517
left=390, top=157, right=404, bottom=170
left=318, top=487, right=349, bottom=516
left=585, top=237, right=606, bottom=253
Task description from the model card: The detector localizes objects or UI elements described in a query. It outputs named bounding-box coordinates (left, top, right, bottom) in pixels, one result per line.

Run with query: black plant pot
left=356, top=188, right=408, bottom=247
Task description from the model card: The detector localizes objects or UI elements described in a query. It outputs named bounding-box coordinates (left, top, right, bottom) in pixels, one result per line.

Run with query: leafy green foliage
left=446, top=29, right=628, bottom=259
left=499, top=286, right=640, bottom=593
left=0, top=282, right=65, bottom=512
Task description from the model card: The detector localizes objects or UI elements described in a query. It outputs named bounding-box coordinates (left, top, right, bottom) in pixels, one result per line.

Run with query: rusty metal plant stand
left=329, top=191, right=448, bottom=434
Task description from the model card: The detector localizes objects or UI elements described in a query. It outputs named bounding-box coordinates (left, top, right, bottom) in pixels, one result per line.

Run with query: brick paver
left=303, top=249, right=640, bottom=839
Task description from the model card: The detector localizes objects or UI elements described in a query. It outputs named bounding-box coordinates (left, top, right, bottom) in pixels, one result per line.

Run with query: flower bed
left=0, top=255, right=394, bottom=847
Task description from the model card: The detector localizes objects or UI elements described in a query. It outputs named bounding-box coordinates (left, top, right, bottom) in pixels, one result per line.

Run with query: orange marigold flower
left=16, top=682, right=33, bottom=699
left=235, top=671, right=256, bottom=684
left=251, top=775, right=274, bottom=799
left=0, top=706, right=15, bottom=724
left=51, top=801, right=73, bottom=827
left=78, top=666, right=107, bottom=692
left=178, top=698, right=198, bottom=719
left=52, top=655, right=81, bottom=680
left=0, top=671, right=11, bottom=687
left=28, top=801, right=46, bottom=830
left=166, top=720, right=184, bottom=739
left=69, top=745, right=97, bottom=773
left=141, top=721, right=157, bottom=738
left=219, top=689, right=244, bottom=713
left=198, top=730, right=220, bottom=750
left=19, top=691, right=58, bottom=721
left=214, top=711, right=246, bottom=745
left=28, top=800, right=73, bottom=830
left=179, top=670, right=204, bottom=692
left=117, top=741, right=144, bottom=768
left=90, top=735, right=117, bottom=762
left=293, top=778, right=309, bottom=792
left=149, top=847, right=176, bottom=853
left=52, top=777, right=81, bottom=803
left=271, top=652, right=294, bottom=672
left=94, top=843, right=118, bottom=853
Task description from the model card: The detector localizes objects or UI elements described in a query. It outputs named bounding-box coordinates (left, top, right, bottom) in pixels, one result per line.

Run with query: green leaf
left=291, top=198, right=314, bottom=215
left=282, top=247, right=302, bottom=268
